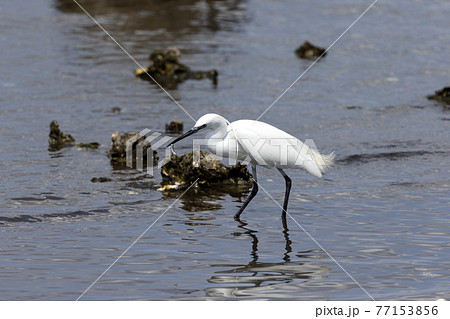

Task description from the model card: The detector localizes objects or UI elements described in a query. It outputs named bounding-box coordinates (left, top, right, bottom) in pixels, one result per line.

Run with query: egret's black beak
left=168, top=124, right=207, bottom=146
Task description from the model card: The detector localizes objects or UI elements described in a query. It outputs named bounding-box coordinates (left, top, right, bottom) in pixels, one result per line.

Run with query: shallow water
left=0, top=0, right=449, bottom=300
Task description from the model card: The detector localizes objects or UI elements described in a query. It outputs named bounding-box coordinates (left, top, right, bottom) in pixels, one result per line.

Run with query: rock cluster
left=109, top=131, right=158, bottom=168
left=135, top=47, right=218, bottom=88
left=49, top=120, right=100, bottom=151
left=160, top=150, right=251, bottom=190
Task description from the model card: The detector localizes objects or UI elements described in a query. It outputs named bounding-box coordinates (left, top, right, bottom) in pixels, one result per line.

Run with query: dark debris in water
left=111, top=107, right=121, bottom=114
left=345, top=105, right=363, bottom=110
left=295, top=41, right=327, bottom=60
left=427, top=86, right=450, bottom=107
left=165, top=120, right=184, bottom=134
left=91, top=177, right=112, bottom=183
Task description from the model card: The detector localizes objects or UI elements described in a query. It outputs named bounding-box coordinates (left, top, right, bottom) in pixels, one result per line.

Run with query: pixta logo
left=125, top=129, right=173, bottom=176
left=125, top=129, right=329, bottom=175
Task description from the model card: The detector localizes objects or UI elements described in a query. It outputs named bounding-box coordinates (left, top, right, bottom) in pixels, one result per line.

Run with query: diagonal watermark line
left=76, top=179, right=199, bottom=301
left=255, top=181, right=376, bottom=301
left=255, top=0, right=379, bottom=123
left=72, top=0, right=196, bottom=122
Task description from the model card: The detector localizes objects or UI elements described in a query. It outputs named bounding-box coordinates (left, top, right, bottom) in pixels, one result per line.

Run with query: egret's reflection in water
left=206, top=217, right=330, bottom=298
left=161, top=183, right=251, bottom=212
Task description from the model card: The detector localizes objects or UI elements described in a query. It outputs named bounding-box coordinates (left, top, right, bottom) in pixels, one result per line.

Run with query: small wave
left=338, top=150, right=444, bottom=165
left=0, top=215, right=43, bottom=224
left=0, top=209, right=109, bottom=225
left=11, top=194, right=66, bottom=202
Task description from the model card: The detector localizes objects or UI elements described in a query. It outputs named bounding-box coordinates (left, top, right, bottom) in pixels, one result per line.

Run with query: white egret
left=168, top=113, right=334, bottom=219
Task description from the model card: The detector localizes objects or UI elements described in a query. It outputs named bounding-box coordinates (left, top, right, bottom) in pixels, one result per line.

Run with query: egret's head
left=168, top=113, right=228, bottom=146
left=194, top=113, right=228, bottom=131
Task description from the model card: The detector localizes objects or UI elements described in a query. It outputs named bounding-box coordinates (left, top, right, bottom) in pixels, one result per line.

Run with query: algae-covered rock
left=165, top=120, right=184, bottom=134
left=160, top=150, right=252, bottom=189
left=49, top=120, right=100, bottom=151
left=295, top=41, right=327, bottom=59
left=49, top=120, right=75, bottom=151
left=109, top=131, right=158, bottom=169
left=427, top=86, right=450, bottom=106
left=135, top=47, right=218, bottom=88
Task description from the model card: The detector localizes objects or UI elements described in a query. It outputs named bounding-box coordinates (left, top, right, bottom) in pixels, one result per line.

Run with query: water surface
left=0, top=0, right=449, bottom=300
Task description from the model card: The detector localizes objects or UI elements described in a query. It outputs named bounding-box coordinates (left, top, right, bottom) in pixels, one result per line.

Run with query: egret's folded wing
left=232, top=120, right=324, bottom=178
left=232, top=125, right=268, bottom=164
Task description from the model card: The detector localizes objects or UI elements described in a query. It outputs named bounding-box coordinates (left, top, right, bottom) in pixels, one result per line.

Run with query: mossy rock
left=135, top=47, right=218, bottom=88
left=49, top=120, right=75, bottom=151
left=295, top=41, right=327, bottom=59
left=165, top=121, right=184, bottom=134
left=109, top=131, right=158, bottom=169
left=160, top=150, right=252, bottom=189
left=427, top=86, right=450, bottom=106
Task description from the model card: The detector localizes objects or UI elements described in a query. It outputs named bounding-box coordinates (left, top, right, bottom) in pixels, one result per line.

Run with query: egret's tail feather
left=321, top=151, right=335, bottom=171
left=309, top=149, right=335, bottom=173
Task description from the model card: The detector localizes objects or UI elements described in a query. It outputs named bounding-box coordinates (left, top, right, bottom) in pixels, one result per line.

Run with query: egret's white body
left=195, top=114, right=333, bottom=178
left=169, top=113, right=334, bottom=220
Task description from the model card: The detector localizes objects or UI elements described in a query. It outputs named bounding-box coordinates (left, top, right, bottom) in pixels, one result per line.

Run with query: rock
left=135, top=47, right=218, bottom=88
left=49, top=120, right=75, bottom=151
left=111, top=107, right=121, bottom=114
left=77, top=142, right=100, bottom=149
left=109, top=131, right=136, bottom=160
left=427, top=86, right=450, bottom=106
left=48, top=120, right=100, bottom=151
left=165, top=120, right=184, bottom=134
left=295, top=41, right=327, bottom=59
left=109, top=131, right=158, bottom=169
left=165, top=46, right=181, bottom=63
left=91, top=177, right=112, bottom=183
left=160, top=150, right=252, bottom=189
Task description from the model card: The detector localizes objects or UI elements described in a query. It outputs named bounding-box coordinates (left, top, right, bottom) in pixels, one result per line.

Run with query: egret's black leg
left=281, top=213, right=288, bottom=230
left=277, top=168, right=292, bottom=219
left=234, top=164, right=258, bottom=219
